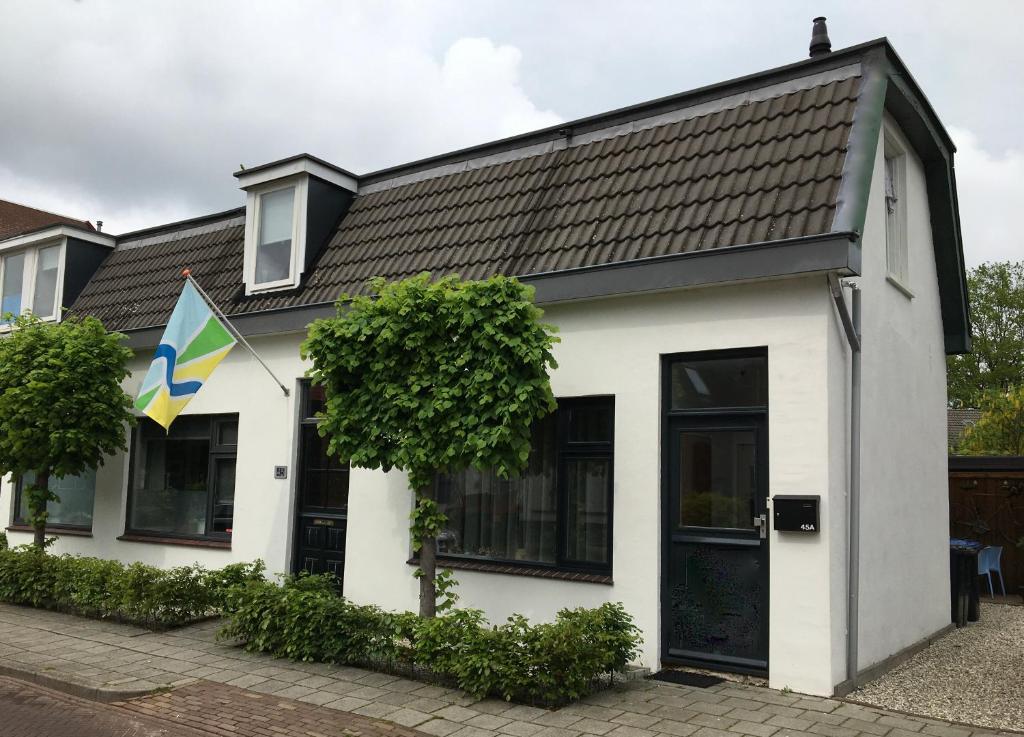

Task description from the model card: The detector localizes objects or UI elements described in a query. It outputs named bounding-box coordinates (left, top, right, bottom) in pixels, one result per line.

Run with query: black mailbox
left=772, top=495, right=820, bottom=532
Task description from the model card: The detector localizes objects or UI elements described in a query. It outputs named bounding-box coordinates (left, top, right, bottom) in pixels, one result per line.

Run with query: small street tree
left=959, top=386, right=1024, bottom=456
left=303, top=273, right=558, bottom=617
left=0, top=313, right=135, bottom=549
left=947, top=261, right=1024, bottom=407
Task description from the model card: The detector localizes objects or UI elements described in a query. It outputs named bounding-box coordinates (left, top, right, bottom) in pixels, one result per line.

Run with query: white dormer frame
left=242, top=176, right=309, bottom=294
left=239, top=155, right=358, bottom=296
left=0, top=226, right=115, bottom=330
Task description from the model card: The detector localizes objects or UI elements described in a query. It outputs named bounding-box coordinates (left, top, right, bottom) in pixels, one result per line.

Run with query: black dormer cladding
left=304, top=176, right=354, bottom=275
left=63, top=237, right=111, bottom=310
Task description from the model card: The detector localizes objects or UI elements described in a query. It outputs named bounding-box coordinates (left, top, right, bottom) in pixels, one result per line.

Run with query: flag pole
left=182, top=269, right=290, bottom=397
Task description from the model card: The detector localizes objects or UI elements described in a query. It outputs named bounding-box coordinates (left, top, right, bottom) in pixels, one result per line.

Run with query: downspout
left=828, top=273, right=862, bottom=687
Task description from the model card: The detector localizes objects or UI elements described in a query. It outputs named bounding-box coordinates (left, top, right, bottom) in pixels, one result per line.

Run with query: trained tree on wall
left=959, top=386, right=1024, bottom=456
left=0, top=313, right=135, bottom=549
left=947, top=261, right=1024, bottom=408
left=302, top=273, right=558, bottom=617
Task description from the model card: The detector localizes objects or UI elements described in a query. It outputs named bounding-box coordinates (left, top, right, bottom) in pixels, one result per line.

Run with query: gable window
left=0, top=243, right=65, bottom=324
left=884, top=135, right=910, bottom=293
left=126, top=414, right=237, bottom=541
left=255, top=186, right=296, bottom=285
left=434, top=397, right=614, bottom=574
left=14, top=469, right=96, bottom=531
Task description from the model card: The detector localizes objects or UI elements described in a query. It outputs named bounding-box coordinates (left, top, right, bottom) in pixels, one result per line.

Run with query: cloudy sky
left=1, top=1, right=1020, bottom=266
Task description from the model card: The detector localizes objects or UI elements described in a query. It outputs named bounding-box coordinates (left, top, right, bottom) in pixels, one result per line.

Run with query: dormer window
left=0, top=226, right=115, bottom=328
left=255, top=185, right=298, bottom=286
left=1, top=244, right=61, bottom=322
left=237, top=154, right=357, bottom=295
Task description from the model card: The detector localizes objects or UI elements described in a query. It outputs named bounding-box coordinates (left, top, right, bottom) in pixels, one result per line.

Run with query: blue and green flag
left=134, top=281, right=236, bottom=429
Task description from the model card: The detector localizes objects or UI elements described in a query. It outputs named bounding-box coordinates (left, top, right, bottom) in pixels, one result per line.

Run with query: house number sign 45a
left=772, top=495, right=820, bottom=533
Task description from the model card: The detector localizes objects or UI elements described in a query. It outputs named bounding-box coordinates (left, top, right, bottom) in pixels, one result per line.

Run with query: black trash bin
left=949, top=539, right=982, bottom=627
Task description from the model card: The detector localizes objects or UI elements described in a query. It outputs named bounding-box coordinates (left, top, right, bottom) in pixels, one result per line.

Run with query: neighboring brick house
left=948, top=407, right=983, bottom=452
left=1, top=22, right=970, bottom=696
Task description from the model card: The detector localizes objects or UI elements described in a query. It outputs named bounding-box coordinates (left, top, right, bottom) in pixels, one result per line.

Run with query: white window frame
left=883, top=129, right=912, bottom=298
left=243, top=176, right=308, bottom=295
left=0, top=237, right=67, bottom=329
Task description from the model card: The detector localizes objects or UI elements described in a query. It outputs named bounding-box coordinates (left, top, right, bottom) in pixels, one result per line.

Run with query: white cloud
left=947, top=127, right=1024, bottom=267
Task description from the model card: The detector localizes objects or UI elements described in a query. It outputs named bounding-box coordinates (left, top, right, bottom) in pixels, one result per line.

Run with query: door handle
left=753, top=513, right=768, bottom=539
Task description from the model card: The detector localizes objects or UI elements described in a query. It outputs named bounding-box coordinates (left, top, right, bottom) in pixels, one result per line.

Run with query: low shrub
left=0, top=532, right=7, bottom=550
left=221, top=573, right=641, bottom=705
left=0, top=546, right=265, bottom=628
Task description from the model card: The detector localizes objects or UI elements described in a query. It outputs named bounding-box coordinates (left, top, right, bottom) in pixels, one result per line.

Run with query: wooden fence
left=949, top=456, right=1024, bottom=595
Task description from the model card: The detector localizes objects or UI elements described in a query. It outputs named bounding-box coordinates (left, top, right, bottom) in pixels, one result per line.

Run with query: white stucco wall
left=1, top=332, right=309, bottom=572
left=344, top=278, right=841, bottom=695
left=838, top=115, right=951, bottom=673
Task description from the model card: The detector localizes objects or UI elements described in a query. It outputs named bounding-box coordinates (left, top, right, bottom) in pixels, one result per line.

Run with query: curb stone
left=0, top=661, right=180, bottom=703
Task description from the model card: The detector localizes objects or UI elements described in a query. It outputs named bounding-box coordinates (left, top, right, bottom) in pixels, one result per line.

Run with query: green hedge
left=0, top=547, right=265, bottom=628
left=220, top=574, right=642, bottom=704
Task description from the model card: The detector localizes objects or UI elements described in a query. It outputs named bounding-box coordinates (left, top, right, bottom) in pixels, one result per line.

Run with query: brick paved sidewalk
left=0, top=603, right=1017, bottom=737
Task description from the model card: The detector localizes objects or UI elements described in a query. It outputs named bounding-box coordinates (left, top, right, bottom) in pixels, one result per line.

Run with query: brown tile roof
left=72, top=73, right=862, bottom=331
left=948, top=408, right=982, bottom=450
left=0, top=199, right=94, bottom=241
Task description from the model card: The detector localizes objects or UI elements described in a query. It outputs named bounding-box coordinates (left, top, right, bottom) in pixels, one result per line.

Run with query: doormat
left=648, top=670, right=725, bottom=688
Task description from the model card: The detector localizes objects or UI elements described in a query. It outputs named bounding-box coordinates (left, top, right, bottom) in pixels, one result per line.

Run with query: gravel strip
left=852, top=603, right=1024, bottom=733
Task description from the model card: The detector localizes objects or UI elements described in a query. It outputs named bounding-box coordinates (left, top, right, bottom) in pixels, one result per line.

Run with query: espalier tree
left=303, top=274, right=558, bottom=617
left=0, top=313, right=135, bottom=549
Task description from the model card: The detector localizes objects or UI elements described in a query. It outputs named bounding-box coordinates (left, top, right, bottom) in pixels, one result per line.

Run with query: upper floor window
left=884, top=133, right=910, bottom=293
left=1, top=243, right=63, bottom=324
left=255, top=186, right=296, bottom=285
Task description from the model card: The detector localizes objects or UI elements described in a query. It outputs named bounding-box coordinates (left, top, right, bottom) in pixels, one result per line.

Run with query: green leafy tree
left=959, top=386, right=1024, bottom=456
left=302, top=274, right=558, bottom=617
left=0, top=313, right=135, bottom=549
left=948, top=261, right=1024, bottom=407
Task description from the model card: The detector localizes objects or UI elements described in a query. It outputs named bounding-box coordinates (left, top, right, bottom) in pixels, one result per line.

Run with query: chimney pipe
left=96, top=220, right=103, bottom=232
left=809, top=16, right=832, bottom=57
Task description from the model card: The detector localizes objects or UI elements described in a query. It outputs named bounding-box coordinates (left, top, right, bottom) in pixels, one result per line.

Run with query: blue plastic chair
left=978, top=546, right=1006, bottom=596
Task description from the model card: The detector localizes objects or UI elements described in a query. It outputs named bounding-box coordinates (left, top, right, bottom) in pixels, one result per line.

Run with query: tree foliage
left=0, top=313, right=135, bottom=548
left=958, top=386, right=1024, bottom=456
left=302, top=274, right=558, bottom=616
left=947, top=261, right=1024, bottom=407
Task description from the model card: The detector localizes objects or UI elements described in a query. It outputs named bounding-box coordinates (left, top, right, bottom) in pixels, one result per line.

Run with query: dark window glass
left=566, top=402, right=613, bottom=443
left=564, top=458, right=610, bottom=564
left=435, top=397, right=614, bottom=572
left=304, top=384, right=327, bottom=419
left=128, top=414, right=238, bottom=539
left=670, top=355, right=767, bottom=410
left=300, top=423, right=349, bottom=513
left=677, top=430, right=756, bottom=530
left=15, top=469, right=96, bottom=529
left=436, top=414, right=558, bottom=564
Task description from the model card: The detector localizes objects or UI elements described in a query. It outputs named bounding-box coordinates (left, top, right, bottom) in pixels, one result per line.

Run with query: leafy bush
left=0, top=532, right=7, bottom=550
left=221, top=573, right=641, bottom=705
left=0, top=547, right=264, bottom=628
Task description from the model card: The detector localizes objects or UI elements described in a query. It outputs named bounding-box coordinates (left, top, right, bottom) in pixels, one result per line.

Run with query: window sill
left=117, top=534, right=231, bottom=549
left=886, top=273, right=915, bottom=299
left=407, top=557, right=612, bottom=585
left=6, top=525, right=92, bottom=538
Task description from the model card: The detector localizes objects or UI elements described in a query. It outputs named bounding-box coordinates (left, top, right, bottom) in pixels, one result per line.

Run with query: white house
left=0, top=24, right=970, bottom=697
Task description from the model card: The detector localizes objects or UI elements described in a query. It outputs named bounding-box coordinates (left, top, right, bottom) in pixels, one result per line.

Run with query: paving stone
left=324, top=695, right=372, bottom=712
left=840, top=721, right=890, bottom=737
left=435, top=705, right=483, bottom=723
left=273, top=684, right=317, bottom=700
left=832, top=707, right=881, bottom=723
left=299, top=689, right=346, bottom=706
left=355, top=702, right=403, bottom=719
left=608, top=725, right=658, bottom=737
left=467, top=714, right=515, bottom=731
left=226, top=673, right=268, bottom=688
left=503, top=705, right=550, bottom=722
left=566, top=705, right=627, bottom=721
left=797, top=701, right=842, bottom=715
left=808, top=723, right=861, bottom=737
left=451, top=726, right=502, bottom=737
left=406, top=697, right=452, bottom=714
left=921, top=728, right=971, bottom=737
left=727, top=721, right=779, bottom=737
left=650, top=718, right=702, bottom=737
left=693, top=728, right=735, bottom=737
left=767, top=716, right=818, bottom=733
left=726, top=710, right=772, bottom=725
left=762, top=706, right=810, bottom=721
left=691, top=715, right=738, bottom=730
left=534, top=712, right=585, bottom=728
left=532, top=727, right=584, bottom=737
left=389, top=708, right=437, bottom=727
left=499, top=721, right=548, bottom=737
left=573, top=718, right=620, bottom=735
left=422, top=719, right=468, bottom=737
left=352, top=685, right=394, bottom=700
left=358, top=672, right=403, bottom=687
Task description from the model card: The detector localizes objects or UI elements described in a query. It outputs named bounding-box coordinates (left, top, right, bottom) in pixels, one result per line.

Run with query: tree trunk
left=31, top=469, right=50, bottom=551
left=417, top=487, right=437, bottom=619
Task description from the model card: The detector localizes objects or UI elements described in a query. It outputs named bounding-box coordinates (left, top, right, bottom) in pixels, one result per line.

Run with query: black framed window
left=127, top=414, right=238, bottom=540
left=299, top=383, right=350, bottom=514
left=14, top=469, right=96, bottom=530
left=434, top=397, right=614, bottom=573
